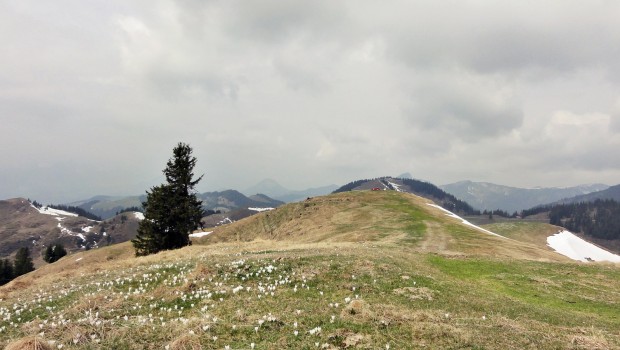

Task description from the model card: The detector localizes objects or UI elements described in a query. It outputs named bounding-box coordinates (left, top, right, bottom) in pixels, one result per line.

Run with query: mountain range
left=69, top=190, right=285, bottom=220
left=551, top=183, right=620, bottom=205
left=439, top=181, right=609, bottom=213
left=3, top=176, right=620, bottom=264
left=242, top=178, right=339, bottom=203
left=2, top=190, right=618, bottom=349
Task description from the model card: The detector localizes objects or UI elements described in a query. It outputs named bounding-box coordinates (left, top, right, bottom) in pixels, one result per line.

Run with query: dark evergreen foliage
left=521, top=200, right=620, bottom=240
left=13, top=247, right=35, bottom=277
left=132, top=143, right=204, bottom=256
left=548, top=199, right=620, bottom=240
left=0, top=259, right=14, bottom=286
left=43, top=244, right=68, bottom=263
left=520, top=205, right=552, bottom=218
left=47, top=204, right=102, bottom=221
left=332, top=179, right=372, bottom=193
left=204, top=209, right=222, bottom=216
left=482, top=209, right=512, bottom=218
left=397, top=178, right=479, bottom=214
left=117, top=206, right=143, bottom=215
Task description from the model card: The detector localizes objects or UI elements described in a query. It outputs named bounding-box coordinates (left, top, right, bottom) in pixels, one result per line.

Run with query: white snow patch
left=386, top=181, right=403, bottom=192
left=134, top=212, right=145, bottom=220
left=218, top=217, right=233, bottom=225
left=82, top=226, right=94, bottom=233
left=248, top=207, right=274, bottom=212
left=58, top=223, right=86, bottom=241
left=547, top=230, right=620, bottom=263
left=75, top=257, right=83, bottom=262
left=190, top=231, right=213, bottom=238
left=426, top=203, right=506, bottom=239
left=33, top=205, right=78, bottom=217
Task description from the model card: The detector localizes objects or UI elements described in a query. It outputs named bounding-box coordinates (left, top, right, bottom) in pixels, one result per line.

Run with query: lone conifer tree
left=13, top=247, right=35, bottom=277
left=132, top=143, right=204, bottom=256
left=43, top=244, right=68, bottom=263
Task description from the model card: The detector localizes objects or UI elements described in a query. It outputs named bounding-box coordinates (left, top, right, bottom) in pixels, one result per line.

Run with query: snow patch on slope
left=58, top=223, right=86, bottom=241
left=33, top=205, right=78, bottom=217
left=547, top=230, right=620, bottom=263
left=190, top=231, right=213, bottom=238
left=426, top=203, right=506, bottom=239
left=386, top=181, right=403, bottom=192
left=134, top=212, right=145, bottom=220
left=248, top=207, right=274, bottom=212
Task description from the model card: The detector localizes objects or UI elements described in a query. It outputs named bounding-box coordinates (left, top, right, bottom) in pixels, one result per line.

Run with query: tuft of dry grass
left=5, top=337, right=52, bottom=350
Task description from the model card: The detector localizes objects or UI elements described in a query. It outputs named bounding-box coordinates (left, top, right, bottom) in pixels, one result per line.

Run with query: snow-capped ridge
left=32, top=204, right=78, bottom=217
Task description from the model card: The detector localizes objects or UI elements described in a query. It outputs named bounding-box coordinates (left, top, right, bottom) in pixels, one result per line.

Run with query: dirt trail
left=418, top=221, right=461, bottom=255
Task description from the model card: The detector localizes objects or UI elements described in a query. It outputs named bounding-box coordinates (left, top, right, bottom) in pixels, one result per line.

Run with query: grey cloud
left=404, top=71, right=523, bottom=141
left=3, top=1, right=620, bottom=203
left=385, top=2, right=620, bottom=77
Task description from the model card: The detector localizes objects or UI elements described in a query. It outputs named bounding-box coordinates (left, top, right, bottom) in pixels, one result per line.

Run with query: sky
left=2, top=0, right=620, bottom=203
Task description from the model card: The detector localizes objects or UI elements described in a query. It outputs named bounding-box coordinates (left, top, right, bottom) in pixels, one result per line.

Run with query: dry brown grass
left=4, top=337, right=51, bottom=350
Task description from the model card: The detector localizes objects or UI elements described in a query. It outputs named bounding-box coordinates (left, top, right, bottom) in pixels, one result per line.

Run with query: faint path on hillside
left=418, top=221, right=461, bottom=256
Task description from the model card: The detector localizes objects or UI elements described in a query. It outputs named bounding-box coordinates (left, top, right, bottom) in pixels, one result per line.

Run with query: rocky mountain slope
left=551, top=183, right=620, bottom=205
left=0, top=198, right=142, bottom=265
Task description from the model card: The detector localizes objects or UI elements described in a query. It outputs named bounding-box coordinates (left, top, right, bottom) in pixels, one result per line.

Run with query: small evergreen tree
left=0, top=259, right=14, bottom=286
left=13, top=247, right=35, bottom=277
left=132, top=142, right=204, bottom=256
left=43, top=244, right=68, bottom=263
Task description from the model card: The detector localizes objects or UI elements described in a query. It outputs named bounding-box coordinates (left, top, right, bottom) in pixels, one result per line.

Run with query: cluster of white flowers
left=0, top=254, right=387, bottom=349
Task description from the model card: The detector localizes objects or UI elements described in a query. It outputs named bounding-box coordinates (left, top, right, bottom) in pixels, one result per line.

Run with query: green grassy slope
left=1, top=191, right=618, bottom=349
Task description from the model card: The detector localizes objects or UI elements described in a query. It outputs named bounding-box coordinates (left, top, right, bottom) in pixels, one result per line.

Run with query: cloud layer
left=1, top=0, right=620, bottom=203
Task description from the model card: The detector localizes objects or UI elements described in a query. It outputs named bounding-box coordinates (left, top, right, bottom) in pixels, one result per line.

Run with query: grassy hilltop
left=1, top=191, right=619, bottom=349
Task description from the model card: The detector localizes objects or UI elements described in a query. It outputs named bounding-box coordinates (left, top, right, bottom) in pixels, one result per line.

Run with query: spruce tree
left=13, top=247, right=35, bottom=277
left=0, top=259, right=14, bottom=286
left=132, top=143, right=204, bottom=256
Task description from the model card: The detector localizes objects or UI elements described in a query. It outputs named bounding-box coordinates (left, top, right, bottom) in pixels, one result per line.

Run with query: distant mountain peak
left=243, top=179, right=290, bottom=197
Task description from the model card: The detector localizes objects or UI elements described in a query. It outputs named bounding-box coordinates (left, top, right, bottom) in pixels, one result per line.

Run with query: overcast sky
left=2, top=0, right=620, bottom=203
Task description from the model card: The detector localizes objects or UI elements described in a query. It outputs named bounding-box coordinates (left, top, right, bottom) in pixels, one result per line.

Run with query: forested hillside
left=548, top=199, right=620, bottom=240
